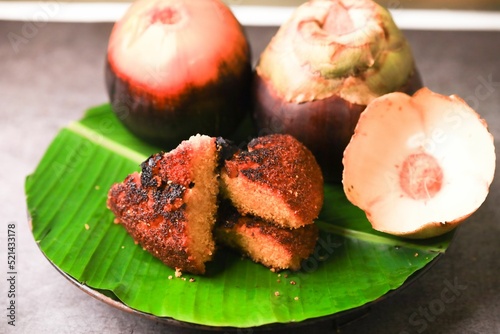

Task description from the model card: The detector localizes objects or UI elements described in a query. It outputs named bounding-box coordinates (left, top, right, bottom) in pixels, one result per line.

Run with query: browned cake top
left=223, top=134, right=324, bottom=222
left=107, top=172, right=195, bottom=269
left=141, top=147, right=193, bottom=189
left=108, top=172, right=187, bottom=226
left=107, top=137, right=216, bottom=275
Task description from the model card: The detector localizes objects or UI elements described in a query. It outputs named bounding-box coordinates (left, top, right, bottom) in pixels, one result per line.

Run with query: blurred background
left=1, top=0, right=500, bottom=10
left=0, top=1, right=498, bottom=334
left=1, top=0, right=499, bottom=27
left=221, top=0, right=500, bottom=10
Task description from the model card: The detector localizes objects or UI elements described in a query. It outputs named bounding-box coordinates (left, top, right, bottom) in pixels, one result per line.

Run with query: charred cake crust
left=107, top=134, right=324, bottom=275
left=107, top=136, right=218, bottom=275
left=222, top=134, right=324, bottom=228
left=107, top=172, right=197, bottom=273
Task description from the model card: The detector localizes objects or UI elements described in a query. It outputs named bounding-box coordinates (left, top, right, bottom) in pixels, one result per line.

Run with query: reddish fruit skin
left=253, top=68, right=423, bottom=182
left=105, top=0, right=253, bottom=148
left=106, top=59, right=253, bottom=148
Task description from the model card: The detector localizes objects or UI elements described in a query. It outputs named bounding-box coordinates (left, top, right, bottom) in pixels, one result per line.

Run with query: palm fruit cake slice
left=107, top=134, right=220, bottom=275
left=220, top=134, right=324, bottom=229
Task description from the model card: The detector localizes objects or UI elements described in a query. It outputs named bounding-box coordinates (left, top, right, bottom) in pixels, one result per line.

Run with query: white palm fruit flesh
left=342, top=87, right=496, bottom=239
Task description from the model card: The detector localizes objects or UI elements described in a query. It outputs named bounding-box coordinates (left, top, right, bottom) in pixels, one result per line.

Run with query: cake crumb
left=175, top=268, right=183, bottom=278
left=168, top=275, right=173, bottom=280
left=290, top=280, right=296, bottom=285
left=414, top=252, right=419, bottom=257
left=274, top=291, right=280, bottom=297
left=294, top=296, right=299, bottom=301
left=84, top=224, right=90, bottom=230
left=189, top=278, right=196, bottom=283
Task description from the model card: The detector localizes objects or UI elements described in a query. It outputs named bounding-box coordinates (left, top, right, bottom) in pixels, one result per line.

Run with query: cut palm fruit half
left=342, top=87, right=496, bottom=239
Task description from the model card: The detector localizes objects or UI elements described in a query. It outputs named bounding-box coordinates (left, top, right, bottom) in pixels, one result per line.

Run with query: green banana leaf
left=25, top=105, right=453, bottom=328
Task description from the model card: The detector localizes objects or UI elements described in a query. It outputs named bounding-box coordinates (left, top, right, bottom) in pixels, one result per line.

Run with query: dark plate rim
left=36, top=220, right=454, bottom=332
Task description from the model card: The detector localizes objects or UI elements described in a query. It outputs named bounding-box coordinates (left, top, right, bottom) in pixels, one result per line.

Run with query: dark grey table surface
left=1, top=20, right=499, bottom=334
